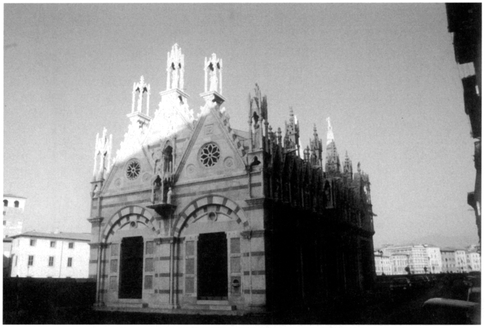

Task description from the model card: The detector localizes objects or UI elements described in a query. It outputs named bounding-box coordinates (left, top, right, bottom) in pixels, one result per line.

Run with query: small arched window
left=3, top=200, right=8, bottom=207
left=14, top=201, right=19, bottom=208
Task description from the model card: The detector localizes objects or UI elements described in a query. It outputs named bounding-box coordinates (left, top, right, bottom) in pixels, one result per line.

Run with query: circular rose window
left=200, top=143, right=220, bottom=167
left=126, top=160, right=141, bottom=180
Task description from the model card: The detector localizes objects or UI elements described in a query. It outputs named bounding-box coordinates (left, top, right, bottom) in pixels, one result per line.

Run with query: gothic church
left=88, top=44, right=375, bottom=314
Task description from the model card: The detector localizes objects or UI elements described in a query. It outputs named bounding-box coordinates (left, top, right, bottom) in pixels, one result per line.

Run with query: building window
left=14, top=201, right=19, bottom=208
left=67, top=257, right=73, bottom=267
left=50, top=241, right=56, bottom=248
left=126, top=160, right=141, bottom=180
left=3, top=200, right=8, bottom=207
left=30, top=239, right=37, bottom=246
left=28, top=255, right=34, bottom=266
left=199, top=143, right=221, bottom=167
left=68, top=242, right=74, bottom=249
left=3, top=220, right=6, bottom=226
left=48, top=256, right=54, bottom=267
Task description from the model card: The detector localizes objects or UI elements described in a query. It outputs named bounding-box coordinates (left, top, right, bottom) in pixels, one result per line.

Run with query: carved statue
left=171, top=63, right=179, bottom=89
left=167, top=44, right=185, bottom=90
left=205, top=53, right=222, bottom=93
left=167, top=187, right=173, bottom=204
left=209, top=63, right=218, bottom=91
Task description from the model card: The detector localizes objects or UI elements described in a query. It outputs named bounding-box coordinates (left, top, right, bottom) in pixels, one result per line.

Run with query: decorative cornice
left=147, top=203, right=177, bottom=218
left=200, top=91, right=226, bottom=106
left=89, top=242, right=109, bottom=248
left=160, top=88, right=189, bottom=99
left=87, top=216, right=104, bottom=224
left=245, top=197, right=266, bottom=207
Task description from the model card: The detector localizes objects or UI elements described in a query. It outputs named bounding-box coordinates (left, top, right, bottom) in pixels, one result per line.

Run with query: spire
left=200, top=52, right=225, bottom=110
left=284, top=107, right=300, bottom=156
left=204, top=53, right=223, bottom=94
left=166, top=43, right=185, bottom=91
left=309, top=123, right=323, bottom=168
left=93, top=127, right=113, bottom=182
left=159, top=44, right=191, bottom=122
left=325, top=117, right=340, bottom=175
left=343, top=151, right=353, bottom=180
left=326, top=117, right=334, bottom=145
left=249, top=84, right=268, bottom=150
left=128, top=76, right=151, bottom=129
left=132, top=75, right=151, bottom=116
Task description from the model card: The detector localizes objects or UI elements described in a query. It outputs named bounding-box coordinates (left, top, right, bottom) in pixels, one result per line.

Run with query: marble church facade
left=88, top=44, right=375, bottom=314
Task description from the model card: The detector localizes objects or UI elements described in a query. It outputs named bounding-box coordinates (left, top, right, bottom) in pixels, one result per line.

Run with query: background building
left=3, top=194, right=26, bottom=277
left=9, top=231, right=90, bottom=278
left=441, top=248, right=458, bottom=273
left=376, top=244, right=482, bottom=275
left=87, top=44, right=375, bottom=314
left=3, top=194, right=26, bottom=239
left=381, top=245, right=428, bottom=274
left=424, top=245, right=443, bottom=274
left=374, top=251, right=391, bottom=276
left=467, top=251, right=481, bottom=271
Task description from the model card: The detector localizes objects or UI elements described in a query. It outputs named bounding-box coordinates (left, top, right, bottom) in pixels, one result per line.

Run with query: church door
left=119, top=236, right=144, bottom=299
left=197, top=232, right=228, bottom=300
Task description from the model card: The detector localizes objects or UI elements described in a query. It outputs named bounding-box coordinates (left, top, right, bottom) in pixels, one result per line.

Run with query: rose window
left=126, top=160, right=141, bottom=180
left=200, top=143, right=221, bottom=167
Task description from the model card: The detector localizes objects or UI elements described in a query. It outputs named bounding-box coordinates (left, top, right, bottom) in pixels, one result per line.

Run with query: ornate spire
left=93, top=127, right=113, bottom=181
left=284, top=107, right=300, bottom=156
left=132, top=76, right=150, bottom=116
left=166, top=43, right=185, bottom=90
left=343, top=151, right=353, bottom=179
left=204, top=53, right=223, bottom=94
left=309, top=123, right=323, bottom=168
left=325, top=117, right=340, bottom=175
left=326, top=117, right=334, bottom=145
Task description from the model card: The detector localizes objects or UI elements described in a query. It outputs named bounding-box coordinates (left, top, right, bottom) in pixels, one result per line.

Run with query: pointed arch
left=101, top=206, right=159, bottom=243
left=172, top=195, right=250, bottom=237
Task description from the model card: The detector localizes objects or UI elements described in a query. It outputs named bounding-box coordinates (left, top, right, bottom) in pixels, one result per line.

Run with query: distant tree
left=405, top=266, right=411, bottom=275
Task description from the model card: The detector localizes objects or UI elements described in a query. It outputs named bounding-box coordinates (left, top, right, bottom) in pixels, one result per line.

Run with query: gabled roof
left=9, top=231, right=91, bottom=242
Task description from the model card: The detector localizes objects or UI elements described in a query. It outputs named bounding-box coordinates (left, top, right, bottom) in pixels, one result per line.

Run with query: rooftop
left=3, top=194, right=27, bottom=199
left=9, top=231, right=91, bottom=242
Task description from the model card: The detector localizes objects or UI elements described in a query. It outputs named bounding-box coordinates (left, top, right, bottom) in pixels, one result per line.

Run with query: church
left=88, top=44, right=375, bottom=314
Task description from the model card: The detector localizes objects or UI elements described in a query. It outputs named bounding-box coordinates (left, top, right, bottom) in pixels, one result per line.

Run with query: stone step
left=185, top=303, right=237, bottom=311
left=112, top=302, right=147, bottom=309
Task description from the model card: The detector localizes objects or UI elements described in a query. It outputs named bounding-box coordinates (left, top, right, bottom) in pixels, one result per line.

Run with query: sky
left=4, top=3, right=479, bottom=249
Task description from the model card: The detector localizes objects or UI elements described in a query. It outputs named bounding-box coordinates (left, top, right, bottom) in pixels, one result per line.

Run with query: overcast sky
left=4, top=3, right=478, bottom=248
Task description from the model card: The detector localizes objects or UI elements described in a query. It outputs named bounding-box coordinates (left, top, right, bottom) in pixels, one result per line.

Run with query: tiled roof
left=9, top=231, right=91, bottom=241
